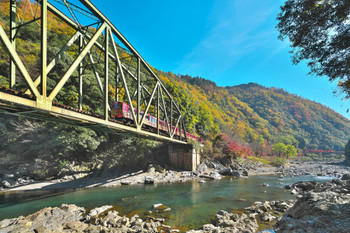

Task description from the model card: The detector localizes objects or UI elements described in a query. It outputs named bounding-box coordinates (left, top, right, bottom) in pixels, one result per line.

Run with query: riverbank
left=1, top=159, right=350, bottom=192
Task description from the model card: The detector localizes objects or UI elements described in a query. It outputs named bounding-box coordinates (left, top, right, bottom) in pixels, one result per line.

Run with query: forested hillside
left=157, top=72, right=350, bottom=151
left=0, top=0, right=349, bottom=176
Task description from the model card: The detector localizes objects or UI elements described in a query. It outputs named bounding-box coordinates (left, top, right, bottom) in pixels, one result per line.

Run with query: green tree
left=285, top=144, right=298, bottom=159
left=278, top=135, right=299, bottom=148
left=277, top=0, right=350, bottom=99
left=272, top=142, right=287, bottom=157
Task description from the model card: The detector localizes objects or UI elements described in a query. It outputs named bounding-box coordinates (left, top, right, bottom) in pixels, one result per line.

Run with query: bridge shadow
left=7, top=170, right=147, bottom=192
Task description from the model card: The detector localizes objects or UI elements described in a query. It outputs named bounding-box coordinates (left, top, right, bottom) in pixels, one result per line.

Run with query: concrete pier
left=168, top=144, right=200, bottom=171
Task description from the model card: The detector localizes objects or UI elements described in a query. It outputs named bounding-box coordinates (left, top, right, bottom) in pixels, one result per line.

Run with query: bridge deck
left=0, top=88, right=187, bottom=144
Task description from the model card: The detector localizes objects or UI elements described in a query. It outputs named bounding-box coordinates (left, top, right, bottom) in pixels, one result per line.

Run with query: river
left=0, top=174, right=335, bottom=230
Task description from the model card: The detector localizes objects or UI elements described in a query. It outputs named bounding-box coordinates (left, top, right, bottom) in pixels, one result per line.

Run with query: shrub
left=246, top=156, right=271, bottom=165
left=270, top=157, right=288, bottom=167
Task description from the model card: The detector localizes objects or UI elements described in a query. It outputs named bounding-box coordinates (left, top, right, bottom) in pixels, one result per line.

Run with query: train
left=111, top=101, right=202, bottom=142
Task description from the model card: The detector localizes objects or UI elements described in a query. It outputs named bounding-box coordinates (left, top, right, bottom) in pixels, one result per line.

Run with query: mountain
left=157, top=72, right=350, bottom=151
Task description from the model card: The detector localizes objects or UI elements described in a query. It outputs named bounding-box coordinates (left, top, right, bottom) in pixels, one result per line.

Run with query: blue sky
left=92, top=0, right=349, bottom=119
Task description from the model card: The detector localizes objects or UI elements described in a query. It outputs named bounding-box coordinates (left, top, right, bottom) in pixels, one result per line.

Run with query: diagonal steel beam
left=121, top=64, right=164, bottom=112
left=83, top=39, right=111, bottom=111
left=139, top=82, right=159, bottom=128
left=47, top=1, right=79, bottom=29
left=171, top=116, right=181, bottom=138
left=108, top=28, right=138, bottom=126
left=25, top=31, right=81, bottom=95
left=0, top=24, right=40, bottom=97
left=49, top=22, right=107, bottom=101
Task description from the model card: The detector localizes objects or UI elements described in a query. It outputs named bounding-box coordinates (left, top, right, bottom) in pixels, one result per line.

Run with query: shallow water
left=0, top=175, right=336, bottom=229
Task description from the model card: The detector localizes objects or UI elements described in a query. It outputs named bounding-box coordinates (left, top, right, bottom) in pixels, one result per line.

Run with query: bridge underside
left=0, top=89, right=186, bottom=143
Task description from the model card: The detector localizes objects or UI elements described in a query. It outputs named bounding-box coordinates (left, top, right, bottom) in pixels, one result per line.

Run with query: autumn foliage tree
left=213, top=134, right=251, bottom=159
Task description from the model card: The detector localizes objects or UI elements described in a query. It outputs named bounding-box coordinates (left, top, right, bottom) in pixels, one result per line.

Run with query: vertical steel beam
left=157, top=85, right=160, bottom=135
left=79, top=34, right=83, bottom=110
left=170, top=101, right=173, bottom=133
left=0, top=24, right=40, bottom=97
left=104, top=27, right=109, bottom=121
left=9, top=0, right=16, bottom=88
left=137, top=57, right=141, bottom=125
left=116, top=66, right=119, bottom=101
left=41, top=0, right=47, bottom=100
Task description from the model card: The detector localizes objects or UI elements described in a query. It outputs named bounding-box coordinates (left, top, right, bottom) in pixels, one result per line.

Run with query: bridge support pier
left=168, top=144, right=200, bottom=171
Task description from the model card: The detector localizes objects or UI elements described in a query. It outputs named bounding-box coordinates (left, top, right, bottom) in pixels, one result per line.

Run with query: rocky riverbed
left=276, top=174, right=350, bottom=232
left=1, top=160, right=350, bottom=232
left=0, top=198, right=296, bottom=233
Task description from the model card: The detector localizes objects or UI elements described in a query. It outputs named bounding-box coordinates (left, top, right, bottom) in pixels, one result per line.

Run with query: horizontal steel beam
left=0, top=91, right=187, bottom=144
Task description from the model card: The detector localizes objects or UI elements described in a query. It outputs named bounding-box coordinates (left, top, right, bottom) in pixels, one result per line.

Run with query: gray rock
left=144, top=176, right=155, bottom=184
left=85, top=205, right=113, bottom=221
left=181, top=171, right=192, bottom=177
left=1, top=180, right=11, bottom=188
left=209, top=171, right=222, bottom=180
left=242, top=170, right=249, bottom=176
left=218, top=168, right=233, bottom=176
left=121, top=181, right=131, bottom=185
left=197, top=163, right=208, bottom=172
left=0, top=204, right=85, bottom=232
left=231, top=170, right=241, bottom=178
left=152, top=203, right=163, bottom=209
left=147, top=164, right=155, bottom=173
left=275, top=178, right=350, bottom=232
left=261, top=213, right=276, bottom=222
left=341, top=174, right=350, bottom=180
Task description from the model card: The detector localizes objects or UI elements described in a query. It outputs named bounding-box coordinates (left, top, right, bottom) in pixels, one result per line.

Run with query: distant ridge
left=157, top=71, right=350, bottom=151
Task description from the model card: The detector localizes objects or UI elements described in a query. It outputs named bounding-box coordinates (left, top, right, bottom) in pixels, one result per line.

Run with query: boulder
left=85, top=205, right=113, bottom=221
left=231, top=170, right=241, bottom=178
left=209, top=171, right=222, bottom=180
left=341, top=174, right=350, bottom=180
left=197, top=163, right=208, bottom=173
left=0, top=204, right=85, bottom=232
left=180, top=171, right=192, bottom=178
left=1, top=180, right=11, bottom=188
left=152, top=203, right=163, bottom=209
left=218, top=168, right=233, bottom=176
left=121, top=181, right=131, bottom=185
left=147, top=164, right=155, bottom=173
left=214, top=210, right=259, bottom=232
left=144, top=176, right=155, bottom=184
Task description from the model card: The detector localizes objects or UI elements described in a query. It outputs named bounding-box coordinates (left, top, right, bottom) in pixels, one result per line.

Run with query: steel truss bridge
left=0, top=0, right=189, bottom=144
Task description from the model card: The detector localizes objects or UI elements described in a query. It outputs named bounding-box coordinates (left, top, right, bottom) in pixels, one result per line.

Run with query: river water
left=0, top=175, right=335, bottom=230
